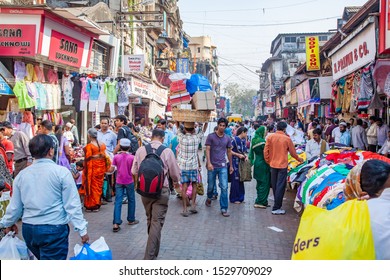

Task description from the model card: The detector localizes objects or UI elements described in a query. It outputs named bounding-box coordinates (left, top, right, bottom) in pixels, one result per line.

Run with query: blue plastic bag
left=186, top=74, right=212, bottom=95
left=70, top=237, right=112, bottom=260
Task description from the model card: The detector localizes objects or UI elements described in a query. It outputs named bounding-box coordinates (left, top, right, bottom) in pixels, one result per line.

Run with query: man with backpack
left=113, top=115, right=139, bottom=155
left=132, top=129, right=180, bottom=260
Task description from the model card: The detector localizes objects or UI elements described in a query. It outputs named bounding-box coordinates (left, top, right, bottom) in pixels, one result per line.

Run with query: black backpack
left=121, top=126, right=139, bottom=155
left=136, top=144, right=166, bottom=199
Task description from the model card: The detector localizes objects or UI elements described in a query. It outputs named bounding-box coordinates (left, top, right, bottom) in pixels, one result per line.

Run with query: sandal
left=221, top=211, right=230, bottom=217
left=112, top=226, right=121, bottom=232
left=127, top=220, right=139, bottom=225
left=181, top=211, right=189, bottom=217
left=189, top=208, right=198, bottom=214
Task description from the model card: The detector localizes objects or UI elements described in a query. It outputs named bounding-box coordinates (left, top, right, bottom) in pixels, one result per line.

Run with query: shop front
left=0, top=6, right=107, bottom=144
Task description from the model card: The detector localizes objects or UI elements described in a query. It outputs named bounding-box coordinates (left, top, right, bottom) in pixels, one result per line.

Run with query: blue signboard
left=0, top=76, right=13, bottom=95
left=176, top=58, right=189, bottom=74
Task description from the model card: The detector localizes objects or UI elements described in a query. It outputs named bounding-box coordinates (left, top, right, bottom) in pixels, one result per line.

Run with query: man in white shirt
left=332, top=124, right=341, bottom=143
left=378, top=131, right=390, bottom=157
left=351, top=118, right=368, bottom=150
left=366, top=116, right=378, bottom=152
left=305, top=128, right=329, bottom=160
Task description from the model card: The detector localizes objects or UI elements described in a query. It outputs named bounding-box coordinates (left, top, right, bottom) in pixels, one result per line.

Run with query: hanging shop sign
left=124, top=54, right=145, bottom=73
left=329, top=23, right=376, bottom=81
left=49, top=30, right=84, bottom=68
left=0, top=24, right=36, bottom=56
left=152, top=83, right=168, bottom=106
left=131, top=77, right=153, bottom=99
left=297, top=80, right=311, bottom=108
left=305, top=36, right=321, bottom=71
left=176, top=58, right=189, bottom=74
left=0, top=75, right=13, bottom=95
left=129, top=97, right=142, bottom=104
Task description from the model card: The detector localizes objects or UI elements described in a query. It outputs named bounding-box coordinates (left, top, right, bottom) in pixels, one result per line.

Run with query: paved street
left=68, top=160, right=300, bottom=260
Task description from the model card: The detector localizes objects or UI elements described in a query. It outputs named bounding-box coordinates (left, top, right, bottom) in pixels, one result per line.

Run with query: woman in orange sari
left=82, top=128, right=110, bottom=212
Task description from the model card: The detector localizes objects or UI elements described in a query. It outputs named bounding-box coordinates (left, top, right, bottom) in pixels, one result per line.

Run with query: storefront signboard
left=49, top=30, right=84, bottom=68
left=330, top=23, right=376, bottom=81
left=131, top=77, right=153, bottom=99
left=152, top=83, right=168, bottom=106
left=305, top=36, right=321, bottom=71
left=0, top=75, right=13, bottom=95
left=124, top=54, right=145, bottom=73
left=0, top=24, right=36, bottom=56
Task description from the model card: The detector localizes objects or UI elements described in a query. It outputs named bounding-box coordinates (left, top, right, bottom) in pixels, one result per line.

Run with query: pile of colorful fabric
left=289, top=149, right=390, bottom=213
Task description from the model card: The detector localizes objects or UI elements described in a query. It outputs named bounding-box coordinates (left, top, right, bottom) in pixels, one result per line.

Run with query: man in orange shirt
left=264, top=121, right=303, bottom=215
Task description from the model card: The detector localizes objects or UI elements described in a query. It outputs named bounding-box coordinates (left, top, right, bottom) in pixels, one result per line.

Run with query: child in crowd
left=71, top=160, right=84, bottom=202
left=108, top=138, right=139, bottom=232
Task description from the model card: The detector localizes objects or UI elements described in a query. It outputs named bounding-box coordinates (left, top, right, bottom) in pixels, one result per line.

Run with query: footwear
left=205, top=198, right=211, bottom=207
left=170, top=189, right=177, bottom=196
left=233, top=201, right=241, bottom=204
left=254, top=204, right=267, bottom=209
left=221, top=211, right=230, bottom=217
left=211, top=195, right=218, bottom=200
left=122, top=198, right=128, bottom=204
left=181, top=211, right=189, bottom=217
left=189, top=208, right=198, bottom=214
left=113, top=225, right=121, bottom=232
left=271, top=209, right=286, bottom=215
left=101, top=200, right=108, bottom=205
left=92, top=209, right=100, bottom=212
left=127, top=220, right=139, bottom=225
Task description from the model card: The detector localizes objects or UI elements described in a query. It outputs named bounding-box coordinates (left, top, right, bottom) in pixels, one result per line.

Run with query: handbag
left=196, top=173, right=204, bottom=195
left=233, top=138, right=252, bottom=182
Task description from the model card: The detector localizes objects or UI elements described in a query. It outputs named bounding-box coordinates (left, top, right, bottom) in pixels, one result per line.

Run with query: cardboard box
left=170, top=80, right=187, bottom=93
left=169, top=91, right=191, bottom=106
left=192, top=91, right=216, bottom=110
left=179, top=104, right=192, bottom=110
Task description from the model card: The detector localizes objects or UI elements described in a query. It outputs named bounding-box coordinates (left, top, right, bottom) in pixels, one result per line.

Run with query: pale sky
left=178, top=0, right=369, bottom=91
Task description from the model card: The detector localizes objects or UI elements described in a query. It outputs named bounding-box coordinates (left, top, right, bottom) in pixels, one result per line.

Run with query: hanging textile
left=13, top=80, right=36, bottom=109
left=14, top=61, right=26, bottom=81
left=335, top=78, right=345, bottom=113
left=87, top=77, right=101, bottom=112
left=71, top=75, right=82, bottom=113
left=80, top=76, right=89, bottom=111
left=358, top=65, right=374, bottom=111
left=97, top=78, right=107, bottom=113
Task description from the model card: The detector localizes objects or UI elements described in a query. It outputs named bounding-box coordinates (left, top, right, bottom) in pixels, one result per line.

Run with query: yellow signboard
left=306, top=36, right=321, bottom=71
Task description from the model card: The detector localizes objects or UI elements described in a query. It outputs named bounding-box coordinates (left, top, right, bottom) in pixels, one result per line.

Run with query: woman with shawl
left=82, top=128, right=110, bottom=212
left=229, top=126, right=248, bottom=204
left=344, top=159, right=390, bottom=259
left=248, top=126, right=271, bottom=209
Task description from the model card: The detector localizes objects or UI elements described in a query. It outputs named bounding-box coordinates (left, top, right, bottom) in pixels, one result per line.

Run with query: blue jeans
left=113, top=183, right=136, bottom=225
left=207, top=167, right=229, bottom=211
left=22, top=223, right=69, bottom=260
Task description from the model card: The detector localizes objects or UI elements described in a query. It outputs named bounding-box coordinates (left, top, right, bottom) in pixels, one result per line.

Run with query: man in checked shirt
left=177, top=121, right=208, bottom=217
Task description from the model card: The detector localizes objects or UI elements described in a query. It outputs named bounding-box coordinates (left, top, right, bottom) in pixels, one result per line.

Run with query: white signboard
left=330, top=23, right=376, bottom=81
left=124, top=54, right=145, bottom=73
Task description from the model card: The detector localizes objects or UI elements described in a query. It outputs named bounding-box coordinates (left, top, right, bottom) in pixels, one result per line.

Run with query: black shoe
left=211, top=195, right=218, bottom=200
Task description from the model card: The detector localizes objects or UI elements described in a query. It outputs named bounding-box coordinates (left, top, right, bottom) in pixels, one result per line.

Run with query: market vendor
left=305, top=128, right=329, bottom=161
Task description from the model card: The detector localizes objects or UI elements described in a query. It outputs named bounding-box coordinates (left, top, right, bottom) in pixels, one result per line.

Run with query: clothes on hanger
left=62, top=73, right=74, bottom=106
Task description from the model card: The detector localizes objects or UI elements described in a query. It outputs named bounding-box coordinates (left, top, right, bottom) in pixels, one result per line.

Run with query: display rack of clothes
left=117, top=77, right=130, bottom=115
left=104, top=77, right=118, bottom=118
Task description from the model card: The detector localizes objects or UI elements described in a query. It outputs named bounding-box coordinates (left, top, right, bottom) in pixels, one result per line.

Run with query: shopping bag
left=70, top=236, right=112, bottom=260
left=0, top=232, right=29, bottom=260
left=239, top=160, right=252, bottom=182
left=291, top=200, right=375, bottom=260
left=196, top=173, right=204, bottom=196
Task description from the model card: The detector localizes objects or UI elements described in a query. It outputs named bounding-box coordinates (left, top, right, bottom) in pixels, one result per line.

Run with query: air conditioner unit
left=155, top=58, right=169, bottom=69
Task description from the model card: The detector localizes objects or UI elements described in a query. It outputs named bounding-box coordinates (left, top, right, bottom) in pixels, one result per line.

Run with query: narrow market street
left=68, top=156, right=300, bottom=260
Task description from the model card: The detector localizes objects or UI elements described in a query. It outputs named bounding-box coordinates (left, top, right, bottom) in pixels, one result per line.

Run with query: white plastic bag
left=0, top=232, right=29, bottom=260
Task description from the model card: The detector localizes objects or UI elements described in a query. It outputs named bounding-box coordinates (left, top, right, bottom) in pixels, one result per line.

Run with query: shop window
left=88, top=41, right=110, bottom=75
left=136, top=29, right=145, bottom=49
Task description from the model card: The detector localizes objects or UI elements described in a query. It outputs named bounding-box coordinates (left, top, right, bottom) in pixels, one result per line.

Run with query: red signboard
left=49, top=30, right=84, bottom=68
left=0, top=24, right=36, bottom=56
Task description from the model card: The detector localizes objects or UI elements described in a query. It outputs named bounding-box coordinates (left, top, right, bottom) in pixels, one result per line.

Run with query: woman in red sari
left=82, top=128, right=110, bottom=212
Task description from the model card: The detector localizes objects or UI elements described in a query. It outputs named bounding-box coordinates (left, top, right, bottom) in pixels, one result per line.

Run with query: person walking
left=339, top=122, right=351, bottom=146
left=1, top=121, right=32, bottom=177
left=0, top=134, right=89, bottom=260
left=54, top=125, right=71, bottom=170
left=249, top=126, right=271, bottom=209
left=205, top=118, right=234, bottom=217
left=132, top=129, right=180, bottom=260
left=351, top=119, right=368, bottom=150
left=177, top=122, right=207, bottom=217
left=264, top=122, right=303, bottom=215
left=229, top=126, right=248, bottom=204
left=82, top=128, right=110, bottom=212
left=376, top=118, right=389, bottom=151
left=0, top=125, right=14, bottom=174
left=110, top=138, right=139, bottom=232
left=38, top=120, right=59, bottom=165
left=367, top=116, right=378, bottom=152
left=69, top=119, right=79, bottom=146
left=97, top=117, right=117, bottom=156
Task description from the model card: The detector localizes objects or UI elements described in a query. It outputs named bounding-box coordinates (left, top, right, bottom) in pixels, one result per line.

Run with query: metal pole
left=120, top=3, right=125, bottom=76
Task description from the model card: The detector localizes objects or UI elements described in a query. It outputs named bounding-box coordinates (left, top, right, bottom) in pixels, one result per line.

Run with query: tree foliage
left=224, top=83, right=256, bottom=118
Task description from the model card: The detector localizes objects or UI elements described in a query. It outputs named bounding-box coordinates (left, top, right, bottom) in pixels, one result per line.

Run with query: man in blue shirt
left=97, top=117, right=117, bottom=156
left=339, top=122, right=351, bottom=146
left=0, top=134, right=89, bottom=259
left=157, top=119, right=174, bottom=148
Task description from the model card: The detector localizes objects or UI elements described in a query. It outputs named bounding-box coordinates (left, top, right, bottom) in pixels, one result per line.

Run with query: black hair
left=152, top=129, right=165, bottom=139
left=254, top=123, right=260, bottom=130
left=369, top=116, right=376, bottom=121
left=333, top=118, right=339, bottom=125
left=377, top=118, right=383, bottom=123
left=313, top=128, right=322, bottom=136
left=54, top=125, right=63, bottom=145
left=185, top=127, right=195, bottom=133
left=217, top=118, right=228, bottom=126
left=356, top=118, right=363, bottom=126
left=100, top=117, right=110, bottom=124
left=41, top=120, right=53, bottom=131
left=213, top=126, right=218, bottom=132
left=29, top=134, right=54, bottom=159
left=158, top=119, right=167, bottom=125
left=236, top=127, right=248, bottom=136
left=76, top=160, right=84, bottom=168
left=361, top=160, right=390, bottom=198
left=267, top=125, right=274, bottom=132
left=115, top=115, right=128, bottom=125
left=94, top=124, right=101, bottom=129
left=120, top=145, right=130, bottom=151
left=276, top=122, right=287, bottom=131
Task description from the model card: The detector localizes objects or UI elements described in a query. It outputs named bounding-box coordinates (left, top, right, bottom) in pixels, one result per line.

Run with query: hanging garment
left=343, top=74, right=354, bottom=113
left=71, top=76, right=82, bottom=113
left=117, top=80, right=129, bottom=107
left=35, top=82, right=47, bottom=110
left=25, top=81, right=38, bottom=100
left=22, top=111, right=35, bottom=136
left=25, top=64, right=37, bottom=82
left=335, top=78, right=345, bottom=113
left=14, top=61, right=26, bottom=81
left=34, top=65, right=45, bottom=83
left=368, top=90, right=384, bottom=110
left=109, top=103, right=116, bottom=118
left=118, top=106, right=126, bottom=115
left=98, top=78, right=107, bottom=113
left=358, top=65, right=374, bottom=111
left=80, top=77, right=89, bottom=111
left=89, top=100, right=98, bottom=112
left=43, top=84, right=54, bottom=110
left=104, top=80, right=118, bottom=103
left=7, top=112, right=22, bottom=125
left=350, top=70, right=361, bottom=113
left=62, top=74, right=74, bottom=106
left=87, top=78, right=101, bottom=101
left=13, top=80, right=36, bottom=109
left=47, top=69, right=59, bottom=84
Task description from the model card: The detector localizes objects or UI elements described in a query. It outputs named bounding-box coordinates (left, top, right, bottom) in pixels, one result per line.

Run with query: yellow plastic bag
left=291, top=200, right=375, bottom=260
